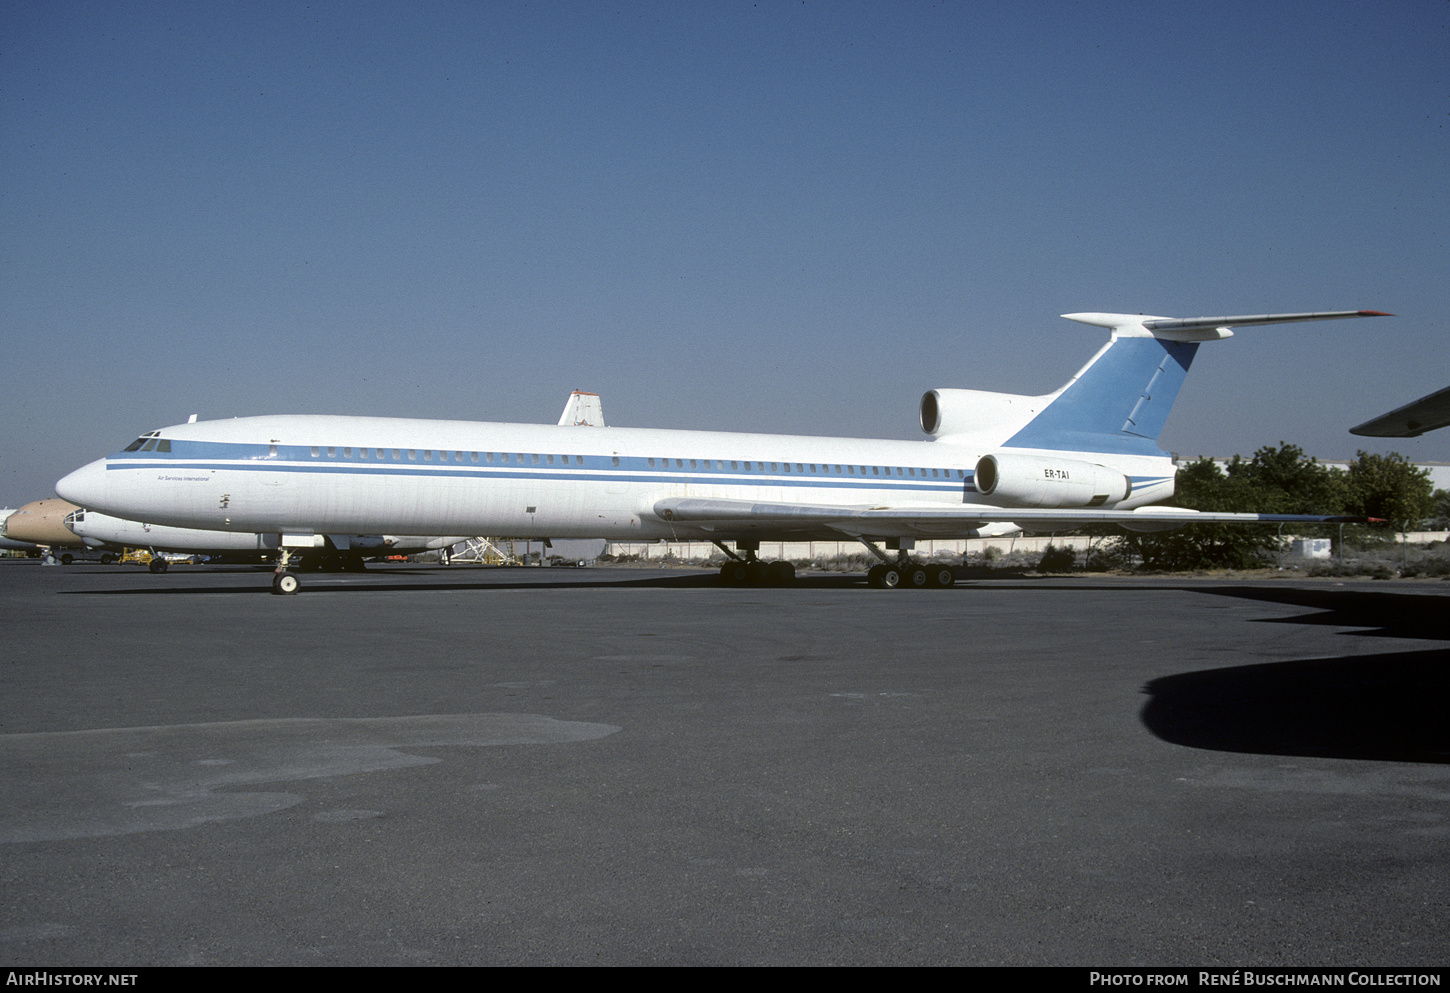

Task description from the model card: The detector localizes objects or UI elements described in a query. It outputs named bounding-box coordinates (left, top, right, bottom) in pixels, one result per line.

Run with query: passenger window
left=675, top=459, right=683, bottom=468
left=848, top=465, right=855, bottom=474
left=269, top=445, right=277, bottom=457
left=515, top=453, right=524, bottom=463
left=408, top=450, right=417, bottom=460
left=648, top=458, right=655, bottom=467
left=472, top=452, right=479, bottom=462
left=312, top=447, right=320, bottom=457
left=689, top=459, right=697, bottom=469
left=531, top=454, right=539, bottom=463
left=344, top=447, right=353, bottom=457
left=612, top=456, right=620, bottom=466
left=575, top=456, right=583, bottom=464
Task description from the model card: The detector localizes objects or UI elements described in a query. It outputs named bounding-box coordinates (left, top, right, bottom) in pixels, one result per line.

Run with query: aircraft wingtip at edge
left=1358, top=311, right=1394, bottom=317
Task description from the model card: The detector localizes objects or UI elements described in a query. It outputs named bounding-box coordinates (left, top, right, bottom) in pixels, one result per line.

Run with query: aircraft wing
left=653, top=497, right=1371, bottom=538
left=1350, top=384, right=1450, bottom=438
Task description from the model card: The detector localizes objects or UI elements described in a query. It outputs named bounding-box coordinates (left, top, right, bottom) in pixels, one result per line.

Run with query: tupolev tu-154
left=55, top=310, right=1387, bottom=593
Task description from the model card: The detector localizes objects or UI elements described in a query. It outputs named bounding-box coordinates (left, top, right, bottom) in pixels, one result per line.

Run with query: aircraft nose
left=55, top=458, right=109, bottom=509
left=4, top=498, right=82, bottom=545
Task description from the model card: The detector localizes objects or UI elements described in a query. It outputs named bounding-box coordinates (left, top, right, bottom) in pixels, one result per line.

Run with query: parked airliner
left=55, top=310, right=1387, bottom=593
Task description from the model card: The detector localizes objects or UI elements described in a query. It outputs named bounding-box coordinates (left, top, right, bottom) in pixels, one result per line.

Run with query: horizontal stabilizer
left=1063, top=310, right=1391, bottom=342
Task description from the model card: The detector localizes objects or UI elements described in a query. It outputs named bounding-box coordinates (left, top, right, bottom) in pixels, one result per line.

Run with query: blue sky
left=3, top=0, right=1447, bottom=505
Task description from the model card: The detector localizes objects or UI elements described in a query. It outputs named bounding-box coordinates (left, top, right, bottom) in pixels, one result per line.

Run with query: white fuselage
left=56, top=414, right=1176, bottom=543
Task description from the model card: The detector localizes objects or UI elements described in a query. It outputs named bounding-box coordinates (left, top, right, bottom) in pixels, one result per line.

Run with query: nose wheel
left=271, top=546, right=301, bottom=595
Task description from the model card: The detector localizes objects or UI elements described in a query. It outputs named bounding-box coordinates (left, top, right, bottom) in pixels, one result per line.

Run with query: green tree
left=1426, top=489, right=1450, bottom=530
left=1117, top=445, right=1347, bottom=570
left=1223, top=443, right=1346, bottom=514
left=1345, top=451, right=1434, bottom=530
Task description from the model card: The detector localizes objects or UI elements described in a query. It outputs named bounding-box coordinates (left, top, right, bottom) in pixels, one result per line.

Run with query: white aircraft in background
left=56, top=310, right=1387, bottom=594
left=1351, top=384, right=1450, bottom=438
left=3, top=496, right=467, bottom=572
left=558, top=390, right=605, bottom=427
left=0, top=507, right=44, bottom=554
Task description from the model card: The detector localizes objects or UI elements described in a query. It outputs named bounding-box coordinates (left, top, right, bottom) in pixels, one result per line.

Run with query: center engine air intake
left=975, top=453, right=1132, bottom=509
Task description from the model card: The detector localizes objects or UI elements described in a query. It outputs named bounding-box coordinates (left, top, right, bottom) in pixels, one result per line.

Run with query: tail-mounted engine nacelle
left=920, top=389, right=1044, bottom=438
left=974, top=453, right=1132, bottom=509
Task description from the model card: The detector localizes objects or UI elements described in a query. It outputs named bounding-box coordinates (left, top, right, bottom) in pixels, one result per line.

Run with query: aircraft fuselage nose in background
left=4, top=498, right=83, bottom=546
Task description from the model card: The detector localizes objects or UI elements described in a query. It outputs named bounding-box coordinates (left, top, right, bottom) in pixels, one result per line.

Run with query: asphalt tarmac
left=1, top=560, right=1446, bottom=966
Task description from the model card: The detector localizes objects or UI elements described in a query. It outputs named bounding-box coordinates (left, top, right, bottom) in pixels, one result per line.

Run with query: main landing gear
left=865, top=560, right=955, bottom=589
left=861, top=539, right=955, bottom=590
left=715, top=541, right=796, bottom=587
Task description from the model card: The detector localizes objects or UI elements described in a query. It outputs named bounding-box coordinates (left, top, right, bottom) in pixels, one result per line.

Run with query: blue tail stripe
left=1003, top=338, right=1198, bottom=456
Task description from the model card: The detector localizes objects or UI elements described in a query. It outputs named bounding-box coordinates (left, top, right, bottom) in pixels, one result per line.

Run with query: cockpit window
left=123, top=430, right=161, bottom=452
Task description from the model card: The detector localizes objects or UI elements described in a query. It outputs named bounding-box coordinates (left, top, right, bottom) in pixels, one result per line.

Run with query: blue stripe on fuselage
left=107, top=441, right=970, bottom=494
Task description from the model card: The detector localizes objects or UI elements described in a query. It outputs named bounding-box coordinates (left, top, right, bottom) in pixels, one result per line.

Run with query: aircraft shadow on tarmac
left=57, top=568, right=875, bottom=595
left=1143, top=586, right=1450, bottom=765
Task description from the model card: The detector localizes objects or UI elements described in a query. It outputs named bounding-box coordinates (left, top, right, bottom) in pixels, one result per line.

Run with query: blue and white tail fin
left=995, top=310, right=1391, bottom=457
